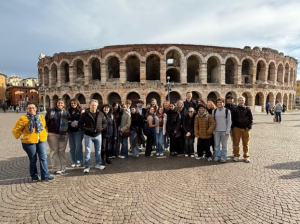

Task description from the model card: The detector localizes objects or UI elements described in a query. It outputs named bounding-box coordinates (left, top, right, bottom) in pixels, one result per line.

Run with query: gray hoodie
left=212, top=107, right=232, bottom=134
left=273, top=103, right=283, bottom=112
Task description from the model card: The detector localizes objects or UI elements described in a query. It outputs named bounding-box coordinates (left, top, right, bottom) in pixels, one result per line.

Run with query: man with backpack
left=212, top=98, right=231, bottom=162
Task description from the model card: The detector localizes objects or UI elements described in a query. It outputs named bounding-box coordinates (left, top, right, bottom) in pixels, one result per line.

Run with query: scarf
left=27, top=112, right=43, bottom=134
left=55, top=107, right=69, bottom=140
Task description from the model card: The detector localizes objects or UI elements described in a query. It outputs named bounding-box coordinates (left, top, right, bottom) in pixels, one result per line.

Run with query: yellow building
left=0, top=72, right=7, bottom=105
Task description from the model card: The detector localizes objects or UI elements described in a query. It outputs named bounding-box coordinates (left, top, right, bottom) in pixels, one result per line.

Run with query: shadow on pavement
left=265, top=161, right=300, bottom=179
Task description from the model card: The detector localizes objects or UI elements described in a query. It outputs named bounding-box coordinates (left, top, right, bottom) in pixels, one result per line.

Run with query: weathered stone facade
left=37, top=44, right=297, bottom=111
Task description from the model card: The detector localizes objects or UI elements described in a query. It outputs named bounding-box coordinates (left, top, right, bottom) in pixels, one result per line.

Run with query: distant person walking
left=265, top=102, right=270, bottom=115
left=12, top=102, right=54, bottom=181
left=273, top=101, right=283, bottom=123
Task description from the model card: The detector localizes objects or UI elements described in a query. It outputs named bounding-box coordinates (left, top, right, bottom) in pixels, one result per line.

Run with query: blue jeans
left=120, top=136, right=129, bottom=157
left=214, top=131, right=229, bottom=160
left=68, top=131, right=84, bottom=165
left=164, top=133, right=169, bottom=149
left=130, top=131, right=139, bottom=156
left=275, top=112, right=281, bottom=122
left=84, top=134, right=102, bottom=167
left=156, top=128, right=164, bottom=154
left=22, top=141, right=51, bottom=180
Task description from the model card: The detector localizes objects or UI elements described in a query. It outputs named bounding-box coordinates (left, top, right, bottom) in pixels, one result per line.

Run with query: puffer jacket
left=194, top=111, right=216, bottom=139
left=12, top=115, right=48, bottom=143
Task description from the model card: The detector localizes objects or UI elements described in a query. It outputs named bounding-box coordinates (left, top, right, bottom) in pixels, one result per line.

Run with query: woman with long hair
left=155, top=106, right=167, bottom=156
left=111, top=102, right=122, bottom=158
left=67, top=98, right=84, bottom=167
left=145, top=107, right=158, bottom=156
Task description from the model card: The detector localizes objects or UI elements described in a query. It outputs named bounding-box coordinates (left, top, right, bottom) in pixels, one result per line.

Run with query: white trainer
left=207, top=157, right=212, bottom=162
left=244, top=158, right=251, bottom=163
left=83, top=167, right=90, bottom=173
left=233, top=157, right=239, bottom=162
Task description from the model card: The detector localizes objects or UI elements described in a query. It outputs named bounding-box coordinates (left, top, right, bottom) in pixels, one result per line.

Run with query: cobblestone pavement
left=1, top=112, right=300, bottom=224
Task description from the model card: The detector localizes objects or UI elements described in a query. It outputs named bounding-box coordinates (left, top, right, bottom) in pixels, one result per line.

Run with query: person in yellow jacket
left=12, top=102, right=54, bottom=182
left=194, top=104, right=216, bottom=161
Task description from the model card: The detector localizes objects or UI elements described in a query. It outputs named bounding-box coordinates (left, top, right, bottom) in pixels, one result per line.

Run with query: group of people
left=12, top=91, right=253, bottom=182
left=265, top=101, right=286, bottom=123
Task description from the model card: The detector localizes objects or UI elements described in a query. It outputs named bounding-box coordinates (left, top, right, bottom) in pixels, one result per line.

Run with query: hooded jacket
left=194, top=111, right=216, bottom=139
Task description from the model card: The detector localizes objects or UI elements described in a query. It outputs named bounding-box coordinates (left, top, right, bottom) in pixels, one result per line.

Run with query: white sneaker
left=71, top=164, right=76, bottom=168
left=54, top=171, right=62, bottom=174
left=207, top=157, right=212, bottom=162
left=95, top=165, right=105, bottom=170
left=150, top=154, right=153, bottom=157
left=220, top=159, right=227, bottom=163
left=159, top=153, right=164, bottom=156
left=195, top=156, right=201, bottom=160
left=244, top=158, right=251, bottom=163
left=156, top=153, right=159, bottom=156
left=83, top=167, right=90, bottom=173
left=185, top=154, right=188, bottom=157
left=120, top=156, right=126, bottom=159
left=233, top=157, right=239, bottom=162
left=190, top=155, right=195, bottom=158
left=214, top=158, right=219, bottom=162
left=118, top=155, right=122, bottom=158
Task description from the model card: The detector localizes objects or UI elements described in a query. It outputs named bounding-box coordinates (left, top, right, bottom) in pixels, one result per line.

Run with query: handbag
left=122, top=132, right=132, bottom=138
left=273, top=117, right=276, bottom=122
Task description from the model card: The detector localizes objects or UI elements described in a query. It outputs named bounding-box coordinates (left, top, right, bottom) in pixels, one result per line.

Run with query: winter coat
left=68, top=109, right=81, bottom=132
left=12, top=115, right=48, bottom=144
left=183, top=113, right=195, bottom=136
left=78, top=109, right=108, bottom=137
left=194, top=111, right=216, bottom=139
left=120, top=111, right=131, bottom=134
left=45, top=108, right=71, bottom=134
left=167, top=109, right=181, bottom=137
left=184, top=100, right=196, bottom=110
left=102, top=113, right=117, bottom=138
left=231, top=105, right=253, bottom=129
left=130, top=113, right=143, bottom=134
left=273, top=103, right=283, bottom=112
left=155, top=113, right=167, bottom=135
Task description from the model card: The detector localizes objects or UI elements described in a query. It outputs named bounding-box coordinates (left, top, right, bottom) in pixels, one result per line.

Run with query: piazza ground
left=0, top=112, right=300, bottom=224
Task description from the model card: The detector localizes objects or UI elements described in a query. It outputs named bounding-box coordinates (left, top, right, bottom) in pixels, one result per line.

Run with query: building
left=6, top=75, right=38, bottom=87
left=6, top=86, right=39, bottom=106
left=37, top=44, right=297, bottom=111
left=0, top=71, right=7, bottom=105
left=296, top=80, right=300, bottom=105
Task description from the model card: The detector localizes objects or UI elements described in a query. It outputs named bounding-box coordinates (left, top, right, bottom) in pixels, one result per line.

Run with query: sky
left=0, top=0, right=300, bottom=79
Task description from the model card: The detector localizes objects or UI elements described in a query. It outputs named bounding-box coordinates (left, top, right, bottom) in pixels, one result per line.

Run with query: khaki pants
left=232, top=127, right=250, bottom=158
left=48, top=133, right=68, bottom=172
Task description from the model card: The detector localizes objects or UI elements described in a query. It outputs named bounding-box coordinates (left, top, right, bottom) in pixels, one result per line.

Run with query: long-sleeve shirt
left=212, top=107, right=232, bottom=134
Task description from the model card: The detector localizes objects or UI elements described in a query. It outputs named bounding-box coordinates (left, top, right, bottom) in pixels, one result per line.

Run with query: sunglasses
left=188, top=111, right=193, bottom=113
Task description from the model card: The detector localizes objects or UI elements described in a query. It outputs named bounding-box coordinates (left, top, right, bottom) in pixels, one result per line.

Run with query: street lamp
left=164, top=76, right=174, bottom=102
left=39, top=84, right=47, bottom=112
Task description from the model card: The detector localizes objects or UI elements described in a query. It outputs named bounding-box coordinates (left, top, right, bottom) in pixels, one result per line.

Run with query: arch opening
left=187, top=56, right=200, bottom=83
left=51, top=64, right=58, bottom=86
left=108, top=92, right=121, bottom=105
left=166, top=91, right=181, bottom=104
left=126, top=55, right=140, bottom=82
left=146, top=92, right=161, bottom=106
left=107, top=56, right=120, bottom=79
left=225, top=58, right=235, bottom=84
left=91, top=58, right=101, bottom=80
left=127, top=92, right=141, bottom=106
left=277, top=64, right=283, bottom=83
left=166, top=68, right=180, bottom=83
left=207, top=57, right=219, bottom=83
left=146, top=55, right=160, bottom=81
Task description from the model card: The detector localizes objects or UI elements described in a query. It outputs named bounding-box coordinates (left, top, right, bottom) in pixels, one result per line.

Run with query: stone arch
left=45, top=95, right=50, bottom=110
left=268, top=61, right=276, bottom=82
left=52, top=95, right=59, bottom=108
left=107, top=92, right=122, bottom=105
left=277, top=63, right=284, bottom=83
left=44, top=66, right=49, bottom=86
left=91, top=93, right=103, bottom=106
left=191, top=91, right=202, bottom=101
left=50, top=63, right=58, bottom=86
left=59, top=60, right=70, bottom=83
left=204, top=53, right=224, bottom=64
left=283, top=93, right=288, bottom=107
left=187, top=55, right=201, bottom=83
left=126, top=55, right=140, bottom=82
left=72, top=58, right=85, bottom=79
left=255, top=92, right=265, bottom=109
left=106, top=55, right=120, bottom=79
left=145, top=51, right=163, bottom=60
left=88, top=56, right=101, bottom=81
left=241, top=57, right=255, bottom=84
left=256, top=59, right=267, bottom=82
left=289, top=93, right=293, bottom=110
left=225, top=91, right=238, bottom=103
left=59, top=59, right=70, bottom=67
left=266, top=92, right=275, bottom=108
left=186, top=52, right=205, bottom=64
left=242, top=92, right=253, bottom=107
left=225, top=57, right=238, bottom=84
left=146, top=54, right=160, bottom=80
left=165, top=48, right=183, bottom=75
left=123, top=51, right=143, bottom=62
left=207, top=91, right=220, bottom=104
left=146, top=92, right=161, bottom=106
left=224, top=54, right=240, bottom=65
left=62, top=94, right=71, bottom=108
left=284, top=63, right=289, bottom=84
left=76, top=93, right=86, bottom=105
left=127, top=92, right=141, bottom=106
left=166, top=68, right=180, bottom=83
left=276, top=92, right=282, bottom=103
left=164, top=46, right=184, bottom=61
left=207, top=55, right=221, bottom=83
left=166, top=91, right=181, bottom=104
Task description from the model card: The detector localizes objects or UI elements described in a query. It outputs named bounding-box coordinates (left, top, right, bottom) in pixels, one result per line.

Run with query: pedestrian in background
left=273, top=101, right=283, bottom=123
left=265, top=102, right=270, bottom=115
left=12, top=101, right=54, bottom=181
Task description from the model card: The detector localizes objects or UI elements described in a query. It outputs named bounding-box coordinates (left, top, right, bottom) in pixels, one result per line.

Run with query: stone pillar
left=140, top=60, right=146, bottom=83
left=263, top=67, right=268, bottom=82
left=252, top=67, right=256, bottom=84
left=220, top=64, right=225, bottom=84
left=49, top=70, right=52, bottom=88
left=235, top=65, right=242, bottom=84
left=273, top=68, right=277, bottom=85
left=287, top=69, right=290, bottom=86
left=120, top=60, right=126, bottom=83
left=57, top=67, right=62, bottom=87
left=160, top=59, right=166, bottom=83
left=200, top=63, right=207, bottom=84
left=181, top=60, right=187, bottom=83
left=84, top=64, right=89, bottom=85
left=69, top=66, right=75, bottom=85
left=101, top=62, right=106, bottom=83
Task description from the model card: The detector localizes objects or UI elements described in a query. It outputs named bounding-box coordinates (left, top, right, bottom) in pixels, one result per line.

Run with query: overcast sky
left=0, top=0, right=300, bottom=79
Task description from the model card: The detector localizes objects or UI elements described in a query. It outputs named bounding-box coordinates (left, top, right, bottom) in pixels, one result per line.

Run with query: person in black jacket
left=183, top=107, right=196, bottom=157
left=101, top=104, right=117, bottom=165
left=78, top=99, right=108, bottom=173
left=130, top=106, right=143, bottom=157
left=112, top=102, right=122, bottom=158
left=167, top=104, right=181, bottom=156
left=231, top=96, right=253, bottom=163
left=67, top=98, right=84, bottom=168
left=176, top=100, right=186, bottom=154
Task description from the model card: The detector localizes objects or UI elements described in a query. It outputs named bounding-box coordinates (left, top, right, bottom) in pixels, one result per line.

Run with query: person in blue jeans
left=68, top=98, right=84, bottom=167
left=12, top=101, right=54, bottom=181
left=78, top=99, right=108, bottom=173
left=129, top=106, right=143, bottom=157
left=155, top=106, right=167, bottom=156
left=273, top=101, right=283, bottom=123
left=119, top=104, right=131, bottom=158
left=212, top=98, right=232, bottom=163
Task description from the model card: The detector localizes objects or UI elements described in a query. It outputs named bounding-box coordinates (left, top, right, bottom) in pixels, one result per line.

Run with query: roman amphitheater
left=37, top=44, right=297, bottom=111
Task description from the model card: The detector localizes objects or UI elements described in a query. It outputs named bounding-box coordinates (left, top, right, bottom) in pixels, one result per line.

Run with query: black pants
left=197, top=138, right=212, bottom=158
left=170, top=136, right=180, bottom=153
left=266, top=108, right=269, bottom=114
left=145, top=135, right=154, bottom=156
left=185, top=136, right=194, bottom=155
left=101, top=137, right=111, bottom=164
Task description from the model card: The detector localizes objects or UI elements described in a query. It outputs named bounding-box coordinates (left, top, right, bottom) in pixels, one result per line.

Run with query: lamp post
left=164, top=76, right=174, bottom=102
left=39, top=84, right=47, bottom=112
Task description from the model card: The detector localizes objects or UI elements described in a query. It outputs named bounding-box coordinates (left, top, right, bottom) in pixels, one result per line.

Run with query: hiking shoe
left=32, top=177, right=40, bottom=182
left=185, top=154, right=189, bottom=157
left=233, top=157, right=239, bottom=162
left=83, top=167, right=90, bottom=173
left=244, top=158, right=251, bottom=163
